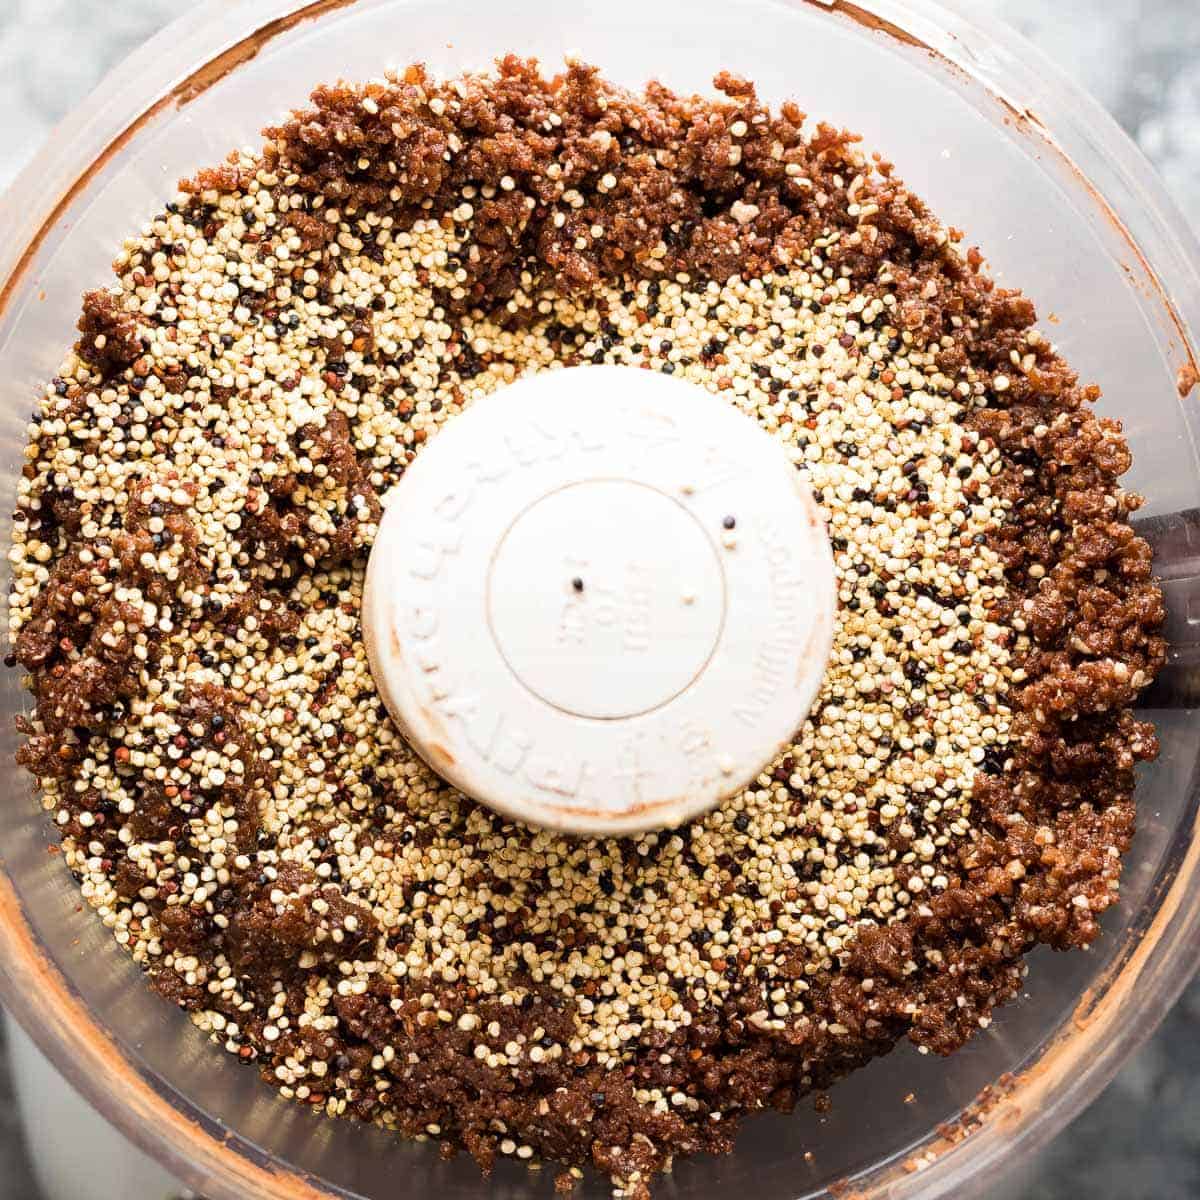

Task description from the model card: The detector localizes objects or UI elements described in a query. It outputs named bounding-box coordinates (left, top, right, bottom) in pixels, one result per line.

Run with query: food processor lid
left=363, top=364, right=836, bottom=834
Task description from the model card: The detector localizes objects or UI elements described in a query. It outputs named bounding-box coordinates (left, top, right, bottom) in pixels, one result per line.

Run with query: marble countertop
left=0, top=1, right=1198, bottom=1198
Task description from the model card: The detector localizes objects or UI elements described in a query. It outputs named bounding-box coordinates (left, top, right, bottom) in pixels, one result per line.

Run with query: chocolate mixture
left=6, top=59, right=1164, bottom=1197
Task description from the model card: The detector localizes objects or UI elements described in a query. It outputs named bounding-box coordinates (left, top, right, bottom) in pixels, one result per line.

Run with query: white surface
left=364, top=365, right=835, bottom=834
left=5, top=1015, right=181, bottom=1200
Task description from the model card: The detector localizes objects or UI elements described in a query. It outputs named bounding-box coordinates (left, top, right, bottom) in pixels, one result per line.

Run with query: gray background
left=0, top=0, right=1198, bottom=1197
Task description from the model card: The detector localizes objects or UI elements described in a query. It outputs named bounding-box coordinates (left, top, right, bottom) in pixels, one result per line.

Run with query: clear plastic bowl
left=1, top=1, right=1199, bottom=1197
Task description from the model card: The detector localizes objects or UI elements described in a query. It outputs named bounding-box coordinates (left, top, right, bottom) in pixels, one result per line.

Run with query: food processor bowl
left=1, top=1, right=1198, bottom=1197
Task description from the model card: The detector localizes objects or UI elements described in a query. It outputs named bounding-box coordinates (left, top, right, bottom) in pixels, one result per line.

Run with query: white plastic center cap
left=363, top=365, right=835, bottom=836
left=487, top=479, right=724, bottom=719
